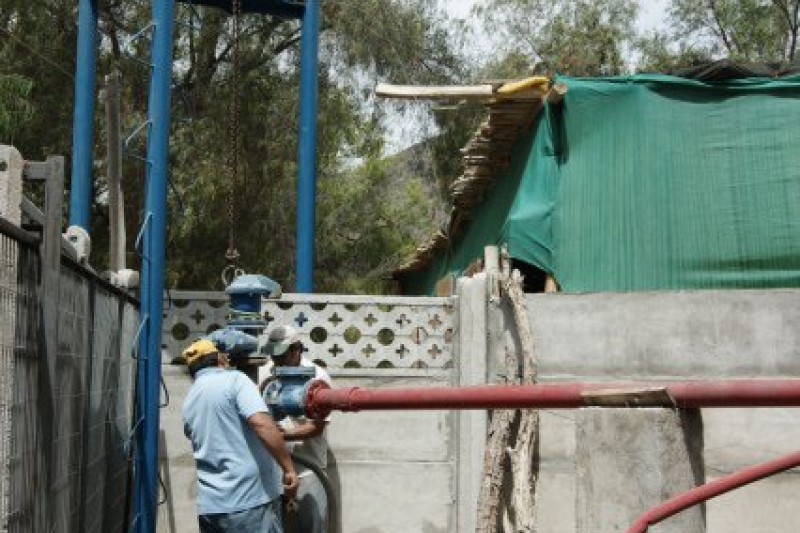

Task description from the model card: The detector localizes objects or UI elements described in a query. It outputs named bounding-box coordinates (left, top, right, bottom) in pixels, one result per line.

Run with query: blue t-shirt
left=182, top=368, right=282, bottom=514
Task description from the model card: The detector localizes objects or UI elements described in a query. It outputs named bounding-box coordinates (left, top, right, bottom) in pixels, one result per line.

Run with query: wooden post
left=544, top=275, right=559, bottom=293
left=547, top=83, right=568, bottom=105
left=477, top=252, right=540, bottom=531
left=504, top=269, right=539, bottom=530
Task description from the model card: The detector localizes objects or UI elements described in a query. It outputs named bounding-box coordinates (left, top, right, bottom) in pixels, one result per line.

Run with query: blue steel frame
left=134, top=2, right=176, bottom=532
left=69, top=0, right=98, bottom=230
left=69, top=1, right=320, bottom=530
left=134, top=2, right=319, bottom=532
left=295, top=0, right=320, bottom=293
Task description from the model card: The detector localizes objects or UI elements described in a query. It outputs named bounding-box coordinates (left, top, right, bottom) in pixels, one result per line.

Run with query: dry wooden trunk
left=505, top=271, right=539, bottom=532
left=476, top=268, right=541, bottom=532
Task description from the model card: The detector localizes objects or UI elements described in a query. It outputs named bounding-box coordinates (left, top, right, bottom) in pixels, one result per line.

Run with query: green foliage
left=429, top=102, right=485, bottom=197
left=637, top=0, right=800, bottom=71
left=0, top=1, right=77, bottom=159
left=0, top=74, right=33, bottom=143
left=668, top=0, right=800, bottom=62
left=635, top=31, right=712, bottom=73
left=326, top=0, right=462, bottom=84
left=474, top=0, right=639, bottom=76
left=0, top=0, right=464, bottom=294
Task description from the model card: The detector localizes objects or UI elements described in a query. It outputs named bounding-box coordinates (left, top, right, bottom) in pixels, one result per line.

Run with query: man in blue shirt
left=182, top=339, right=299, bottom=533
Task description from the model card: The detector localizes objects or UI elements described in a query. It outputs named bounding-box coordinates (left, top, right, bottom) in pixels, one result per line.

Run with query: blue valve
left=226, top=274, right=282, bottom=314
left=207, top=327, right=259, bottom=357
left=263, top=366, right=316, bottom=419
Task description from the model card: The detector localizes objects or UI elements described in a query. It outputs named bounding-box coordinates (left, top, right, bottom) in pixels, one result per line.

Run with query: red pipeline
left=304, top=379, right=800, bottom=419
left=626, top=449, right=800, bottom=533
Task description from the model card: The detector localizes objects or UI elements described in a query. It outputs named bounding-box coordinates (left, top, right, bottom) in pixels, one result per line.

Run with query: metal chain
left=225, top=0, right=242, bottom=264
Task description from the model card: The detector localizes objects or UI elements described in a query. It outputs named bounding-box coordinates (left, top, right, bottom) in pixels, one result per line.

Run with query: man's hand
left=281, top=419, right=327, bottom=441
left=283, top=469, right=300, bottom=500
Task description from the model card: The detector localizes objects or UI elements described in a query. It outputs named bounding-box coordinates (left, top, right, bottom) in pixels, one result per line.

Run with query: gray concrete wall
left=516, top=290, right=800, bottom=533
left=326, top=371, right=455, bottom=533
left=157, top=366, right=457, bottom=533
left=159, top=288, right=800, bottom=533
left=158, top=365, right=198, bottom=533
left=455, top=274, right=488, bottom=533
left=528, top=290, right=800, bottom=380
left=575, top=408, right=705, bottom=533
left=158, top=283, right=480, bottom=533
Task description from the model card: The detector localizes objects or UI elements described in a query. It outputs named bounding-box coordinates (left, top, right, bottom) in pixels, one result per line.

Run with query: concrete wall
left=515, top=290, right=800, bottom=533
left=159, top=287, right=800, bottom=532
left=158, top=366, right=458, bottom=533
left=158, top=290, right=465, bottom=533
left=326, top=371, right=456, bottom=533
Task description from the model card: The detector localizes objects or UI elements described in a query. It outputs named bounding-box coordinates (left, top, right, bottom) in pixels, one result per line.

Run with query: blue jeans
left=199, top=499, right=283, bottom=533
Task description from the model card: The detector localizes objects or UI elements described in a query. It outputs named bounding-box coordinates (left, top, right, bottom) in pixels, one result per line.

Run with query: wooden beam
left=547, top=83, right=568, bottom=105
left=496, top=76, right=549, bottom=95
left=375, top=83, right=495, bottom=100
left=581, top=387, right=675, bottom=407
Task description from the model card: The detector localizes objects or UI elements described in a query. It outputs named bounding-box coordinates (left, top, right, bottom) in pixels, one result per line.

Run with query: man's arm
left=281, top=419, right=327, bottom=441
left=247, top=412, right=299, bottom=498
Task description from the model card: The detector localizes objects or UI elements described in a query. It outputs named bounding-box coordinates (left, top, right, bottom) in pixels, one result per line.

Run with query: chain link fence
left=0, top=218, right=138, bottom=533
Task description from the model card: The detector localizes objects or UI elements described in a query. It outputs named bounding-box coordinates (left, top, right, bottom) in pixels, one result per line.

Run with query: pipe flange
left=305, top=379, right=332, bottom=420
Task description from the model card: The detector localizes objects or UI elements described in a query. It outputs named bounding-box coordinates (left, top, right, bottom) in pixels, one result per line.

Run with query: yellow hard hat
left=182, top=339, right=218, bottom=366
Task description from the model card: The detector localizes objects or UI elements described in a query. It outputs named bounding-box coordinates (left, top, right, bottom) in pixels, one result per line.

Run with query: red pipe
left=305, top=379, right=800, bottom=419
left=626, top=450, right=800, bottom=533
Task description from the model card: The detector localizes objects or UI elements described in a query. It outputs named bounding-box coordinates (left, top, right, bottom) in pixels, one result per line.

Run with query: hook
left=221, top=264, right=245, bottom=288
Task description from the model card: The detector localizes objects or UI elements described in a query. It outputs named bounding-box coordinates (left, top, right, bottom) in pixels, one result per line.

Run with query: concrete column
left=455, top=273, right=488, bottom=532
left=0, top=145, right=22, bottom=521
left=576, top=408, right=705, bottom=533
left=0, top=145, right=23, bottom=223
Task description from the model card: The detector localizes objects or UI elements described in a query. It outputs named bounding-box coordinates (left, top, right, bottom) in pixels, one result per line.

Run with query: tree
left=669, top=0, right=800, bottom=62
left=637, top=0, right=800, bottom=71
left=474, top=0, right=639, bottom=76
left=0, top=0, right=467, bottom=294
left=0, top=1, right=77, bottom=159
left=0, top=74, right=33, bottom=144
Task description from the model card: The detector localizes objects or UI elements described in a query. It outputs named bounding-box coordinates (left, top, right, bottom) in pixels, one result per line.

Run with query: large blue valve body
left=207, top=327, right=259, bottom=357
left=226, top=274, right=282, bottom=314
left=263, top=366, right=316, bottom=419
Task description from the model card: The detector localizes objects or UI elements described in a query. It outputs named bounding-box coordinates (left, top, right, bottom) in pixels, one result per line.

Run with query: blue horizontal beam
left=176, top=0, right=304, bottom=18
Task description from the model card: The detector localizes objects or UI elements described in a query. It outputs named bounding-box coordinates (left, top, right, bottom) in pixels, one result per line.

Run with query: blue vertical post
left=69, top=0, right=98, bottom=230
left=295, top=0, right=320, bottom=293
left=135, top=0, right=175, bottom=532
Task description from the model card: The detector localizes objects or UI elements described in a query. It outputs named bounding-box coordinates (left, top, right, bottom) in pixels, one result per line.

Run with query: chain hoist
left=221, top=0, right=244, bottom=287
left=225, top=0, right=243, bottom=270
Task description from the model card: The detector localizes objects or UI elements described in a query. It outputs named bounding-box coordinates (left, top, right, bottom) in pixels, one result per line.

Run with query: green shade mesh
left=400, top=74, right=800, bottom=295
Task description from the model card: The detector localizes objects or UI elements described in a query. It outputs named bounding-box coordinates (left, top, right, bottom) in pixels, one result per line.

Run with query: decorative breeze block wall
left=163, top=292, right=455, bottom=370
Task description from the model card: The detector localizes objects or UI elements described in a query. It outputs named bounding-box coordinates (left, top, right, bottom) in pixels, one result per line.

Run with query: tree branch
left=708, top=0, right=738, bottom=55
left=273, top=29, right=302, bottom=56
left=790, top=0, right=800, bottom=60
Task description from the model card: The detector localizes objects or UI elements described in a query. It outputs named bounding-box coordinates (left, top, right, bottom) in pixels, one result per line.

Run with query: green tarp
left=401, top=74, right=800, bottom=294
